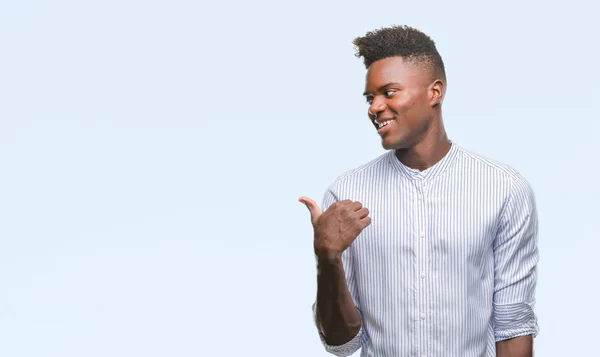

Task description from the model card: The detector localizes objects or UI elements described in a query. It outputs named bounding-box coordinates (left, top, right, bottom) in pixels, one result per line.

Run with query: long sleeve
left=492, top=173, right=540, bottom=341
left=312, top=186, right=365, bottom=356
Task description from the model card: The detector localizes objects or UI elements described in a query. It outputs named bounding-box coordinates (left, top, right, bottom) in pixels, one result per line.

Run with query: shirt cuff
left=493, top=301, right=539, bottom=341
left=317, top=325, right=363, bottom=357
left=312, top=302, right=363, bottom=356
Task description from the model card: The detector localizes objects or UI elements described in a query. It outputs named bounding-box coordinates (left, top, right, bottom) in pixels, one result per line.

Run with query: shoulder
left=457, top=145, right=536, bottom=205
left=458, top=145, right=531, bottom=187
left=328, top=151, right=392, bottom=189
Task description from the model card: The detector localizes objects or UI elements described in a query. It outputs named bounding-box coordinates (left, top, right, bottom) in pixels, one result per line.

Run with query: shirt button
left=421, top=313, right=426, bottom=320
left=420, top=272, right=426, bottom=279
left=420, top=231, right=425, bottom=238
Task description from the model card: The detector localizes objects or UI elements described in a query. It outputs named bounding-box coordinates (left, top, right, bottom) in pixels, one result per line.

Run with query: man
left=299, top=25, right=539, bottom=357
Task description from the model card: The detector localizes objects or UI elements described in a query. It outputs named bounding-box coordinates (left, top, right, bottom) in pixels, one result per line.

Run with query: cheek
left=391, top=90, right=422, bottom=111
left=389, top=96, right=412, bottom=113
left=406, top=93, right=429, bottom=115
left=391, top=96, right=419, bottom=118
left=408, top=98, right=419, bottom=110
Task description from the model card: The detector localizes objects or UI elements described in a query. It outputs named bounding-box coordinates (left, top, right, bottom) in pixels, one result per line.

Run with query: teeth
left=376, top=120, right=394, bottom=128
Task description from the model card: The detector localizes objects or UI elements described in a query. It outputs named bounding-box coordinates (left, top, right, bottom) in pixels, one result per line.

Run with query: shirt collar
left=388, top=141, right=461, bottom=181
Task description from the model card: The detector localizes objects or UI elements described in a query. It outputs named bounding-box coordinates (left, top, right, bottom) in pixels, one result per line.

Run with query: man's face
left=363, top=56, right=438, bottom=150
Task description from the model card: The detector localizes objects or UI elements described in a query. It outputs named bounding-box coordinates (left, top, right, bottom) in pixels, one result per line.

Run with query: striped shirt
left=313, top=142, right=539, bottom=357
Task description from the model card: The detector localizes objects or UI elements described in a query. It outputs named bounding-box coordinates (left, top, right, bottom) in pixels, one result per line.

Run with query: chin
left=381, top=135, right=408, bottom=151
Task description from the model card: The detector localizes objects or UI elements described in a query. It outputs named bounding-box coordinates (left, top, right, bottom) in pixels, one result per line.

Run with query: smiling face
left=363, top=56, right=444, bottom=150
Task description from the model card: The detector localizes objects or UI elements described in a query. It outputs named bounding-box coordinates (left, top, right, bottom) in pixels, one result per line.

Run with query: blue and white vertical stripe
left=313, top=142, right=539, bottom=357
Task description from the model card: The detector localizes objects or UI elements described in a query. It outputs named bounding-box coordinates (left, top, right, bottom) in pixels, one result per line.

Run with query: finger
left=333, top=199, right=352, bottom=208
left=359, top=216, right=372, bottom=229
left=356, top=207, right=370, bottom=219
left=339, top=200, right=362, bottom=212
left=298, top=196, right=322, bottom=226
left=350, top=201, right=363, bottom=211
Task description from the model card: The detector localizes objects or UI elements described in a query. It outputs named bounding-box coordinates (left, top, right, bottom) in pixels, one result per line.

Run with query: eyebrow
left=363, top=82, right=403, bottom=96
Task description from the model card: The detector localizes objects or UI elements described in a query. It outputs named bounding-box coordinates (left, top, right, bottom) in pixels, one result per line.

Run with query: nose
left=368, top=98, right=386, bottom=118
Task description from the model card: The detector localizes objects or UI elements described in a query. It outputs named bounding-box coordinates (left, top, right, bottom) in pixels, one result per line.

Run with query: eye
left=384, top=90, right=396, bottom=98
left=365, top=96, right=374, bottom=104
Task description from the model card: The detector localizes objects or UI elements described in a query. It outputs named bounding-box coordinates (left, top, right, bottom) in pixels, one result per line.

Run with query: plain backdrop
left=1, top=0, right=598, bottom=356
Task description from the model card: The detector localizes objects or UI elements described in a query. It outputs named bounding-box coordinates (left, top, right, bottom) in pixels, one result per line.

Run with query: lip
left=375, top=117, right=395, bottom=123
left=376, top=119, right=395, bottom=136
left=372, top=117, right=395, bottom=129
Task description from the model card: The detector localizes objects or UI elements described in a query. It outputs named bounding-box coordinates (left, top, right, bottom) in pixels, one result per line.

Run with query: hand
left=299, top=196, right=371, bottom=260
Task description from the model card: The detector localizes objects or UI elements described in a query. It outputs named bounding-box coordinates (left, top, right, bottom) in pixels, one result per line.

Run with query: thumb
left=298, top=196, right=322, bottom=226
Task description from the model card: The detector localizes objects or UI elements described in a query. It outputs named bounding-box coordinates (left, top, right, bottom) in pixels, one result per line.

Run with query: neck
left=394, top=118, right=451, bottom=171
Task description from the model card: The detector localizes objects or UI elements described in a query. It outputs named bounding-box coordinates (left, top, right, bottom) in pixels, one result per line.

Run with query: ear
left=429, top=79, right=445, bottom=107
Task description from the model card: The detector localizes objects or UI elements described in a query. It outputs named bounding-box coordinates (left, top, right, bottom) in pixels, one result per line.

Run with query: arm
left=315, top=252, right=362, bottom=345
left=496, top=335, right=533, bottom=357
left=300, top=188, right=370, bottom=356
left=493, top=174, right=540, bottom=357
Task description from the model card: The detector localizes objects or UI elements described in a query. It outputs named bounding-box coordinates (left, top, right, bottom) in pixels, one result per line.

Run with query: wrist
left=315, top=249, right=343, bottom=265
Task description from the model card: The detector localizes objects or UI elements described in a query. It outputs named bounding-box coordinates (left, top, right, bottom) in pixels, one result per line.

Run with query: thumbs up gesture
left=299, top=196, right=371, bottom=261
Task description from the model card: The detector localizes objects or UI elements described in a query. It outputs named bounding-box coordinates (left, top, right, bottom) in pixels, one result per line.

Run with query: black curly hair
left=353, top=25, right=446, bottom=82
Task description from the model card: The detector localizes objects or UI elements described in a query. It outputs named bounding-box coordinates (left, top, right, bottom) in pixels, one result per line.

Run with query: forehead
left=364, top=56, right=428, bottom=90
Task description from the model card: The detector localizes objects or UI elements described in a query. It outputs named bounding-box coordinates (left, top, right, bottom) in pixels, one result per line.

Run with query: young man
left=299, top=25, right=539, bottom=357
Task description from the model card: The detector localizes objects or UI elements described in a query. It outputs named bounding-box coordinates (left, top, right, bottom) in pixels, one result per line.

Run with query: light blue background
left=1, top=0, right=598, bottom=356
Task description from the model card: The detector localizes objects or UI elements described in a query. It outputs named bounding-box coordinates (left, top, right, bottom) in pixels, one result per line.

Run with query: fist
left=299, top=196, right=371, bottom=260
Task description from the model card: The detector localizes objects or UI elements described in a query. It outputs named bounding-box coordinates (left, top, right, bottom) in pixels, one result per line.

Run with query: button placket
left=417, top=177, right=429, bottom=357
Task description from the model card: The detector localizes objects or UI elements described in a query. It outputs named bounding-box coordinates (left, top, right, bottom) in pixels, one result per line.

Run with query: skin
left=497, top=335, right=534, bottom=357
left=300, top=55, right=533, bottom=356
left=297, top=198, right=369, bottom=345
left=363, top=56, right=450, bottom=169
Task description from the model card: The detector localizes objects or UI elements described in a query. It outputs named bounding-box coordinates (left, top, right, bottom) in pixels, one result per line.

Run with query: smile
left=374, top=119, right=395, bottom=129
